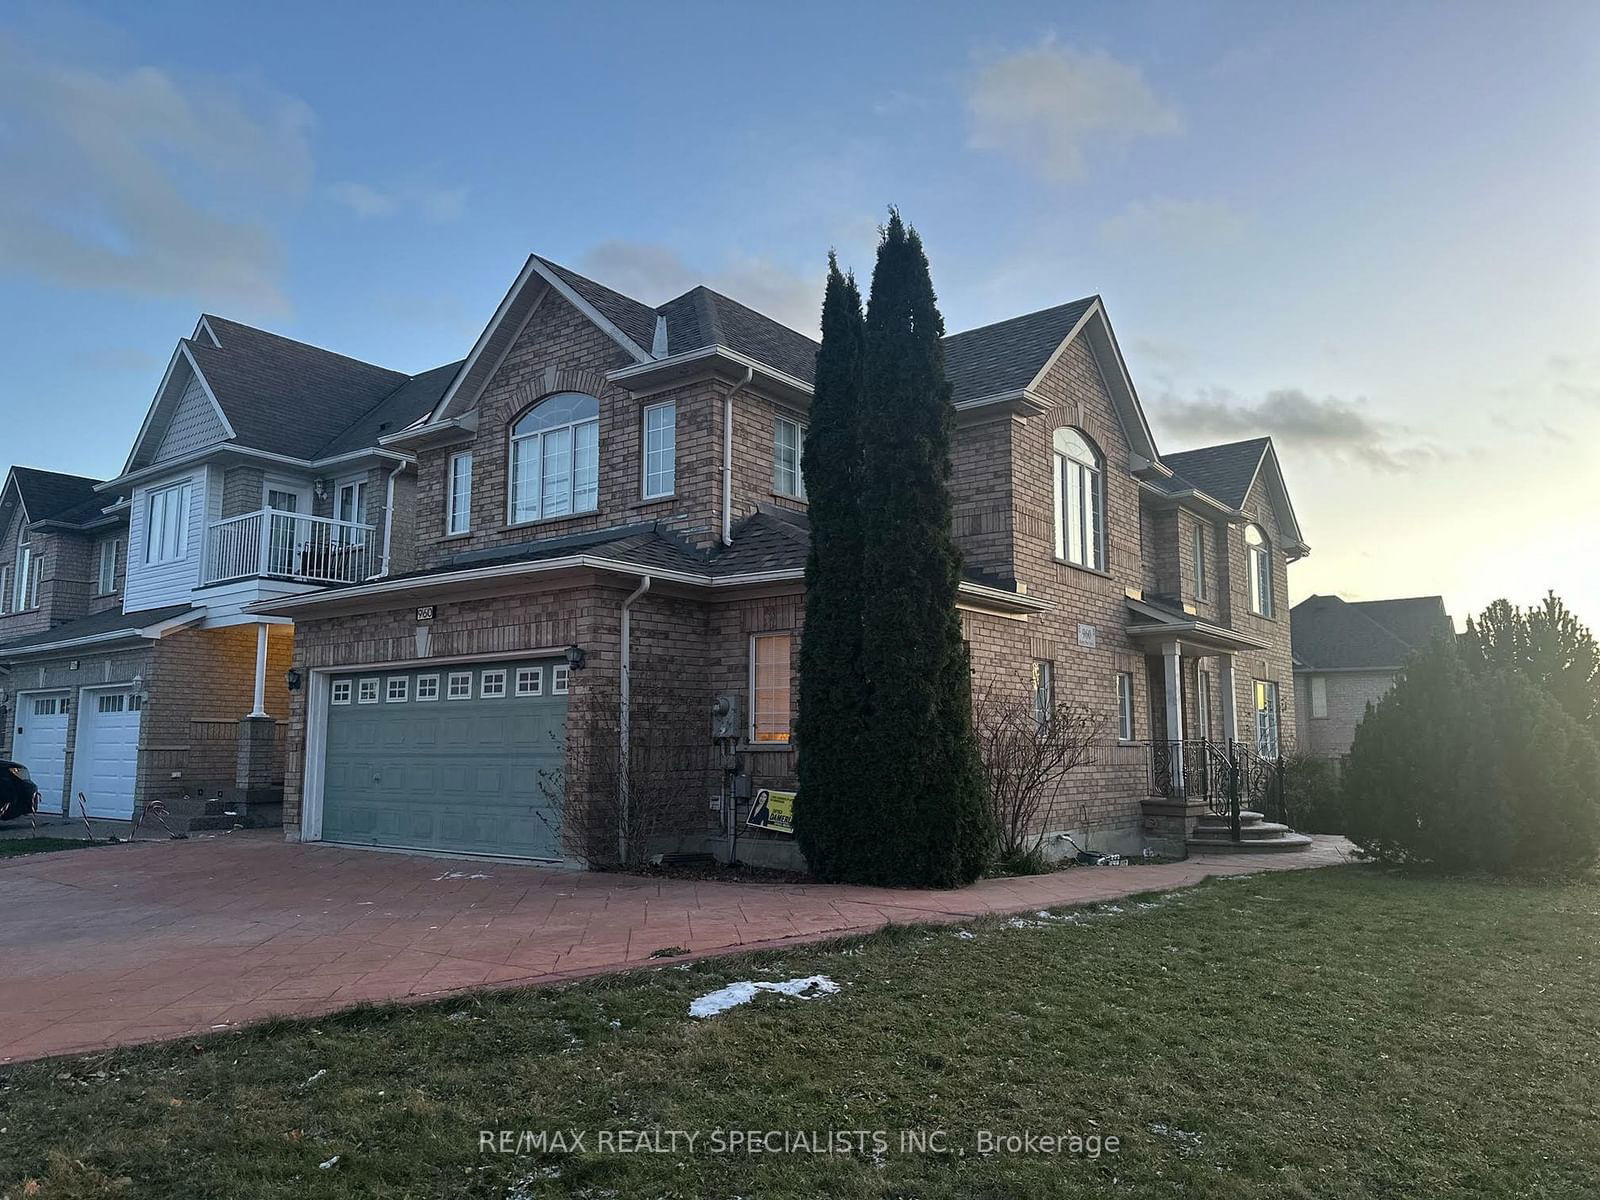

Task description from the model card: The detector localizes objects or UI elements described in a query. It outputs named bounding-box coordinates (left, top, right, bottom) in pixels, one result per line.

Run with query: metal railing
left=204, top=509, right=378, bottom=585
left=1147, top=738, right=1289, bottom=840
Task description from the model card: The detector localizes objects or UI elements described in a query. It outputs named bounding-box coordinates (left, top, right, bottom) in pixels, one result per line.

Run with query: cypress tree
left=795, top=255, right=870, bottom=880
left=856, top=211, right=994, bottom=886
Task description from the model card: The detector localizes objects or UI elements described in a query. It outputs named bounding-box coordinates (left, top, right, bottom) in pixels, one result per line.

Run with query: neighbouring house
left=0, top=316, right=459, bottom=828
left=1291, top=593, right=1454, bottom=758
left=250, top=253, right=1310, bottom=866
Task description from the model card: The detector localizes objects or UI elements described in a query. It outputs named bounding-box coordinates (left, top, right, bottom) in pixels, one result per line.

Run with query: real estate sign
left=746, top=788, right=795, bottom=834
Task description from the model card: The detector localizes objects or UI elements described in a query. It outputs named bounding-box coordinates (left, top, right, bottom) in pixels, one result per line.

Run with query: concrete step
left=1187, top=831, right=1314, bottom=853
left=1192, top=820, right=1294, bottom=840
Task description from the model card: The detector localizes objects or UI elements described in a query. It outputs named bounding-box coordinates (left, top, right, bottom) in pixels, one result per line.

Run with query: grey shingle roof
left=1291, top=594, right=1453, bottom=671
left=317, top=360, right=463, bottom=458
left=10, top=467, right=103, bottom=525
left=658, top=286, right=821, bottom=384
left=1157, top=438, right=1271, bottom=508
left=941, top=298, right=1097, bottom=405
left=708, top=506, right=811, bottom=575
left=534, top=257, right=658, bottom=355
left=0, top=604, right=195, bottom=654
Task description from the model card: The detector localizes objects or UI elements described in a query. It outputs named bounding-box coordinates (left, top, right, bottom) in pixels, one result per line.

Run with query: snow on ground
left=689, top=975, right=840, bottom=1019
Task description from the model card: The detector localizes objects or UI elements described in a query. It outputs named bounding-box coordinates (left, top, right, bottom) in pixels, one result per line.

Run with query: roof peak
left=198, top=314, right=407, bottom=379
left=942, top=295, right=1099, bottom=344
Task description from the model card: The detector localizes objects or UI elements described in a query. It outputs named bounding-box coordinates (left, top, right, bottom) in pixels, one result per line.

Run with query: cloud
left=966, top=39, right=1181, bottom=181
left=1153, top=386, right=1450, bottom=473
left=1101, top=197, right=1246, bottom=249
left=329, top=181, right=466, bottom=223
left=0, top=34, right=312, bottom=313
left=575, top=241, right=823, bottom=336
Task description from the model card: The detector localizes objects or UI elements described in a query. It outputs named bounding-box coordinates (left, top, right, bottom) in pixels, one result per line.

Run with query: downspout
left=373, top=462, right=407, bottom=580
left=722, top=365, right=754, bottom=546
left=618, top=573, right=653, bottom=863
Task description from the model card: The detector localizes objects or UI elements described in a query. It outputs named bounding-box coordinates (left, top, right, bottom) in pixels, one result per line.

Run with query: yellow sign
left=746, top=788, right=795, bottom=834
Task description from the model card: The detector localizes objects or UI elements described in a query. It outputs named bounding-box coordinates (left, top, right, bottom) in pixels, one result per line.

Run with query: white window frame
left=331, top=680, right=353, bottom=705
left=1052, top=428, right=1105, bottom=571
left=13, top=543, right=32, bottom=611
left=773, top=416, right=807, bottom=500
left=447, top=671, right=473, bottom=700
left=335, top=477, right=369, bottom=525
left=1246, top=524, right=1274, bottom=617
left=386, top=677, right=409, bottom=703
left=1197, top=668, right=1213, bottom=739
left=552, top=664, right=570, bottom=695
left=1310, top=675, right=1328, bottom=720
left=480, top=669, right=508, bottom=698
left=1192, top=523, right=1208, bottom=601
left=97, top=538, right=121, bottom=595
left=1116, top=672, right=1136, bottom=742
left=0, top=564, right=9, bottom=614
left=508, top=393, right=600, bottom=524
left=1255, top=680, right=1282, bottom=759
left=515, top=666, right=543, bottom=697
left=416, top=674, right=440, bottom=702
left=1031, top=660, right=1054, bottom=728
left=447, top=451, right=473, bottom=536
left=357, top=678, right=381, bottom=704
left=97, top=693, right=126, bottom=714
left=641, top=400, right=676, bottom=500
left=749, top=633, right=794, bottom=745
left=144, top=481, right=192, bottom=565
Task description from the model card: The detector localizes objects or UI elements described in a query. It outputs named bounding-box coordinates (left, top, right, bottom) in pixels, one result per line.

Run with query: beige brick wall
left=1295, top=668, right=1395, bottom=757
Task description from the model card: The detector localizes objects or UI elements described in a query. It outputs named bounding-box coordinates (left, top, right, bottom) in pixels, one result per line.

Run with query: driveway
left=0, top=831, right=1352, bottom=1063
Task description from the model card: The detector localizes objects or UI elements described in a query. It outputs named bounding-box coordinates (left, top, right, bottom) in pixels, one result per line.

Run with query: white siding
left=123, top=470, right=207, bottom=611
left=151, top=374, right=227, bottom=464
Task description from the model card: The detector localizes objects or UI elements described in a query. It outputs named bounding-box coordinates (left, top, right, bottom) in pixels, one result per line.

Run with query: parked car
left=1, top=760, right=40, bottom=822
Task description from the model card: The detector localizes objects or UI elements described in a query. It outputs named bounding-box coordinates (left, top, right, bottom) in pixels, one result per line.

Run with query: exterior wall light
left=564, top=645, right=587, bottom=672
left=285, top=667, right=303, bottom=691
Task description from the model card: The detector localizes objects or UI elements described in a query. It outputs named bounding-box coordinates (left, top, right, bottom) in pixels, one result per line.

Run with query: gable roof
left=8, top=467, right=104, bottom=525
left=1291, top=594, right=1453, bottom=671
left=657, top=286, right=821, bottom=385
left=942, top=298, right=1097, bottom=405
left=532, top=256, right=659, bottom=357
left=316, top=360, right=464, bottom=459
left=1158, top=438, right=1271, bottom=509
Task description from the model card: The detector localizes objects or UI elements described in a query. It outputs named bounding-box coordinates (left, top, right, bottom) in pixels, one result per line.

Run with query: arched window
left=509, top=392, right=600, bottom=522
left=1052, top=428, right=1104, bottom=570
left=1245, top=523, right=1273, bottom=616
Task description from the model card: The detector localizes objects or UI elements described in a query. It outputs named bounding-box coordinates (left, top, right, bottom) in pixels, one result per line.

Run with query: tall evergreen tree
left=795, top=256, right=870, bottom=880
left=1462, top=592, right=1599, bottom=732
left=856, top=211, right=993, bottom=886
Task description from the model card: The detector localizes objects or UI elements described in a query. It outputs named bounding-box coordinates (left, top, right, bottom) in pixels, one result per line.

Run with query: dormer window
left=1245, top=523, right=1274, bottom=617
left=1052, top=427, right=1104, bottom=571
left=509, top=392, right=600, bottom=523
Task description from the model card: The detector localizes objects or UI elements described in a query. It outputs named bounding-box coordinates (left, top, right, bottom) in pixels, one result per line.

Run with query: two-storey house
left=254, top=253, right=1309, bottom=866
left=0, top=317, right=457, bottom=826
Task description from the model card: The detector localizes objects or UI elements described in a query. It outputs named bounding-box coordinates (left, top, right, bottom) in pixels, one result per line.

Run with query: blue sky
left=2, top=1, right=1597, bottom=622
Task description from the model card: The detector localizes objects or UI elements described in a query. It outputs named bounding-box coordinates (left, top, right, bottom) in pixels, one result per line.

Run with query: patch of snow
left=318, top=1155, right=341, bottom=1170
left=689, top=975, right=840, bottom=1019
left=508, top=1165, right=562, bottom=1197
left=302, top=1069, right=327, bottom=1088
left=954, top=929, right=977, bottom=940
left=1149, top=1122, right=1204, bottom=1152
left=433, top=870, right=490, bottom=881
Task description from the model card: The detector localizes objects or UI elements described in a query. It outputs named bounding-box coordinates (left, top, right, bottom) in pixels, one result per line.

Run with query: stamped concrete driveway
left=0, top=831, right=1352, bottom=1063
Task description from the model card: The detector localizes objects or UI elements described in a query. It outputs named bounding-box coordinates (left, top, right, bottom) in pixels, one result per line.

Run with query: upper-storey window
left=1052, top=428, right=1104, bottom=571
left=642, top=400, right=676, bottom=499
left=447, top=451, right=473, bottom=535
left=1245, top=523, right=1274, bottom=617
left=1192, top=522, right=1209, bottom=601
left=509, top=392, right=599, bottom=523
left=13, top=542, right=34, bottom=610
left=145, top=481, right=191, bottom=564
left=97, top=538, right=122, bottom=595
left=773, top=416, right=806, bottom=499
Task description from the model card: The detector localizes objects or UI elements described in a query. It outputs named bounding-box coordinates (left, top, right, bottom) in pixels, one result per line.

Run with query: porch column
left=249, top=622, right=269, bottom=718
left=1162, top=640, right=1185, bottom=793
left=1218, top=653, right=1240, bottom=744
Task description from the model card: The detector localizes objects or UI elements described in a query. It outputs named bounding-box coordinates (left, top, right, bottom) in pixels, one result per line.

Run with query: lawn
left=3, top=866, right=1597, bottom=1199
left=0, top=836, right=100, bottom=858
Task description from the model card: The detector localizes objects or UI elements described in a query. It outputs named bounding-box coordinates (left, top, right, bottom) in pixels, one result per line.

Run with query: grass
left=3, top=866, right=1598, bottom=1198
left=0, top=836, right=100, bottom=858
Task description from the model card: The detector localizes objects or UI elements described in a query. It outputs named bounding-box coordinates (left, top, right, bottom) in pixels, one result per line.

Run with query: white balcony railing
left=204, top=509, right=379, bottom=586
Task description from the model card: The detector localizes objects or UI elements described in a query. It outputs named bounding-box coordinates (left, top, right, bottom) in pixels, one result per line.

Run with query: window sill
left=504, top=510, right=601, bottom=533
left=631, top=494, right=677, bottom=511
left=442, top=531, right=473, bottom=541
left=742, top=741, right=793, bottom=753
left=770, top=491, right=808, bottom=505
left=1054, top=557, right=1113, bottom=580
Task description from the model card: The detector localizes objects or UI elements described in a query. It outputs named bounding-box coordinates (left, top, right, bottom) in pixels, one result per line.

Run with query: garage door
left=73, top=686, right=143, bottom=819
left=11, top=692, right=70, bottom=816
left=321, top=658, right=568, bottom=859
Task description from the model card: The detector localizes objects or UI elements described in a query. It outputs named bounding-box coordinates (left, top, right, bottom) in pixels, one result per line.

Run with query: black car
left=0, top=759, right=40, bottom=822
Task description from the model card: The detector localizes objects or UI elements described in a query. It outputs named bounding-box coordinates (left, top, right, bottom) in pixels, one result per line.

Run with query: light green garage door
left=321, top=658, right=568, bottom=859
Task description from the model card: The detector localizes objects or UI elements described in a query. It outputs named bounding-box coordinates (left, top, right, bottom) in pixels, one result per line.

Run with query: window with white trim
left=773, top=417, right=807, bottom=499
left=97, top=538, right=121, bottom=595
left=416, top=674, right=440, bottom=702
left=1116, top=672, right=1136, bottom=741
left=552, top=664, right=570, bottom=695
left=1197, top=668, right=1213, bottom=739
left=1052, top=428, right=1105, bottom=570
left=386, top=677, right=409, bottom=703
left=1254, top=680, right=1281, bottom=758
left=97, top=693, right=126, bottom=714
left=750, top=633, right=793, bottom=744
left=33, top=697, right=59, bottom=716
left=144, top=481, right=192, bottom=564
left=357, top=678, right=380, bottom=704
left=515, top=666, right=543, bottom=696
left=1310, top=675, right=1328, bottom=719
left=447, top=671, right=473, bottom=700
left=331, top=680, right=353, bottom=705
left=1031, top=660, right=1054, bottom=728
left=12, top=543, right=32, bottom=611
left=1192, top=523, right=1208, bottom=601
left=642, top=400, right=676, bottom=499
left=0, top=565, right=10, bottom=614
left=480, top=669, right=507, bottom=698
left=447, top=451, right=473, bottom=535
left=1245, top=524, right=1274, bottom=616
left=509, top=392, right=599, bottom=522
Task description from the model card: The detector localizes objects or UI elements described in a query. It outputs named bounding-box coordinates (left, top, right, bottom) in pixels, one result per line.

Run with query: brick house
left=251, top=253, right=1310, bottom=865
left=1291, top=594, right=1454, bottom=759
left=0, top=317, right=456, bottom=827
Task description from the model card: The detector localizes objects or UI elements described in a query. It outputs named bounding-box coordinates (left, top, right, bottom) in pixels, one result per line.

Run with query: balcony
left=204, top=509, right=378, bottom=586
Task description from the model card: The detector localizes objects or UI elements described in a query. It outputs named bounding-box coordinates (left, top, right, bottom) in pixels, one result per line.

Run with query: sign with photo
left=746, top=788, right=795, bottom=834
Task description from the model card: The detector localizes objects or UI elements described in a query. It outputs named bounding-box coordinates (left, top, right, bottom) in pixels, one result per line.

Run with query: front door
left=11, top=692, right=70, bottom=816
left=264, top=484, right=309, bottom=575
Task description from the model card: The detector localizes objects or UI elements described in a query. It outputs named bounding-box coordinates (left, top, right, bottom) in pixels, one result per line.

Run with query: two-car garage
left=315, top=656, right=569, bottom=860
left=10, top=685, right=144, bottom=819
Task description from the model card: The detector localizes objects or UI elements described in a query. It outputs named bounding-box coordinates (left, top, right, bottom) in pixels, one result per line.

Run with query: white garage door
left=11, top=691, right=70, bottom=816
left=73, top=686, right=143, bottom=819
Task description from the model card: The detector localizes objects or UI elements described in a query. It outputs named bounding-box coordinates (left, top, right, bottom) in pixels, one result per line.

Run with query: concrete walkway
left=0, top=831, right=1353, bottom=1063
